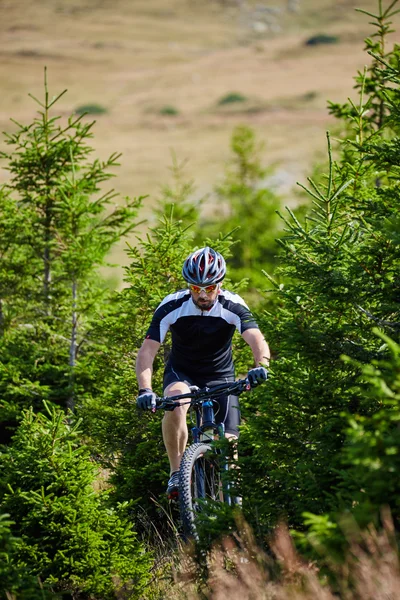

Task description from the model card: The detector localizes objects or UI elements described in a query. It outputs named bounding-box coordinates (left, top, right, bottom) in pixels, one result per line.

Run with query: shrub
left=74, top=102, right=108, bottom=115
left=339, top=331, right=400, bottom=526
left=218, top=92, right=247, bottom=105
left=0, top=73, right=141, bottom=435
left=196, top=125, right=281, bottom=294
left=160, top=105, right=179, bottom=116
left=238, top=0, right=400, bottom=540
left=301, top=90, right=318, bottom=101
left=0, top=404, right=151, bottom=598
left=0, top=513, right=45, bottom=598
left=305, top=34, right=339, bottom=46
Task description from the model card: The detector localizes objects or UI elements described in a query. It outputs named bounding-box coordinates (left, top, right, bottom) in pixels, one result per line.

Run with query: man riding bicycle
left=136, top=247, right=270, bottom=499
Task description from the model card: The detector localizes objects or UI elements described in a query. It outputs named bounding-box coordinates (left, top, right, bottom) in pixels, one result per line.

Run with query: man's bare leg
left=162, top=381, right=190, bottom=474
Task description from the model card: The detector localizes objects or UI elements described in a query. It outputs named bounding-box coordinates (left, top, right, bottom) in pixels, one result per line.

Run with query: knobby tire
left=179, top=442, right=224, bottom=540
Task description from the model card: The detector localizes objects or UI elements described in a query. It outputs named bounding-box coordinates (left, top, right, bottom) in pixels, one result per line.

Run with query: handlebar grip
left=157, top=398, right=178, bottom=411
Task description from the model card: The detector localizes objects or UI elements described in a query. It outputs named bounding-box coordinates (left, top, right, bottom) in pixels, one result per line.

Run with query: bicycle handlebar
left=155, top=377, right=253, bottom=411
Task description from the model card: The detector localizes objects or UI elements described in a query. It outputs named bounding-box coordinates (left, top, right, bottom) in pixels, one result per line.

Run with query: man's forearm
left=136, top=357, right=153, bottom=390
left=135, top=339, right=160, bottom=390
left=253, top=340, right=271, bottom=367
left=242, top=329, right=271, bottom=367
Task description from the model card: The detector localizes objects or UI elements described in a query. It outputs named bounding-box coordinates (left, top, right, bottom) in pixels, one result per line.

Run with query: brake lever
left=156, top=399, right=181, bottom=412
left=163, top=403, right=178, bottom=412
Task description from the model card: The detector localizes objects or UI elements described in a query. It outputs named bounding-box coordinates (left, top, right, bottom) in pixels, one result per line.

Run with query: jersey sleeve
left=145, top=303, right=170, bottom=343
left=145, top=291, right=190, bottom=344
left=235, top=303, right=259, bottom=333
left=219, top=291, right=259, bottom=334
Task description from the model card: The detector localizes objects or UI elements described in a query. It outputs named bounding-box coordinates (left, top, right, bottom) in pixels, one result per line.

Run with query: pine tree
left=0, top=71, right=142, bottom=437
left=240, top=0, right=400, bottom=536
left=0, top=187, right=33, bottom=335
left=0, top=404, right=151, bottom=598
left=198, top=125, right=282, bottom=295
left=154, top=152, right=202, bottom=225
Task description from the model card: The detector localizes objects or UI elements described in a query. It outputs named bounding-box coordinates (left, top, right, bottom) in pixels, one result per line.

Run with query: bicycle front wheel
left=179, top=442, right=224, bottom=539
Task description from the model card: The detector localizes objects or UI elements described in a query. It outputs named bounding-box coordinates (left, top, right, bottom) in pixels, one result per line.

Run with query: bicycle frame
left=191, top=398, right=225, bottom=443
left=157, top=379, right=251, bottom=507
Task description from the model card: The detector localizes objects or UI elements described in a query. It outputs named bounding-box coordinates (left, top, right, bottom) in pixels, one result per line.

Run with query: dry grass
left=150, top=509, right=400, bottom=600
left=1, top=0, right=400, bottom=280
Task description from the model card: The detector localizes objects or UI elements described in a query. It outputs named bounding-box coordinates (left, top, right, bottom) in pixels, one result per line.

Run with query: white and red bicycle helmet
left=182, top=247, right=226, bottom=285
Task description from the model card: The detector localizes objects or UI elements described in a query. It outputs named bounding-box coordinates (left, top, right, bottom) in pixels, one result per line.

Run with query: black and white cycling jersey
left=145, top=288, right=259, bottom=379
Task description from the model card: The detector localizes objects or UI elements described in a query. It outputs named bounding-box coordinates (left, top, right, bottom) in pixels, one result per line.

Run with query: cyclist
left=136, top=247, right=270, bottom=499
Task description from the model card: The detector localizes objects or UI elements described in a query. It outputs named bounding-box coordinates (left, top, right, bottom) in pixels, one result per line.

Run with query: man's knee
left=163, top=381, right=190, bottom=420
left=164, top=380, right=190, bottom=396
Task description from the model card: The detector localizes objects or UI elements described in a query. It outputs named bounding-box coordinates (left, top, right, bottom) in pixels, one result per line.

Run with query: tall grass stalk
left=146, top=512, right=400, bottom=600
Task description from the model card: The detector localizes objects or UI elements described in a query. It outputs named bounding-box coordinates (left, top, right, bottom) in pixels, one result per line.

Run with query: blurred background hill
left=1, top=0, right=399, bottom=271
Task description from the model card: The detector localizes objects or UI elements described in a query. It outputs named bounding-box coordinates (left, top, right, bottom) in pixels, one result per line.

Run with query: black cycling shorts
left=163, top=364, right=241, bottom=437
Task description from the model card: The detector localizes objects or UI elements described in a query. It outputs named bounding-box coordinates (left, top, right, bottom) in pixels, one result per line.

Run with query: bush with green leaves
left=305, top=34, right=339, bottom=46
left=159, top=105, right=179, bottom=116
left=291, top=330, right=400, bottom=571
left=0, top=404, right=151, bottom=598
left=0, top=513, right=46, bottom=599
left=239, top=0, right=400, bottom=539
left=78, top=213, right=196, bottom=534
left=0, top=323, right=71, bottom=445
left=339, top=330, right=400, bottom=525
left=328, top=2, right=400, bottom=139
left=75, top=103, right=108, bottom=115
left=197, top=125, right=282, bottom=297
left=154, top=152, right=203, bottom=225
left=218, top=92, right=247, bottom=105
left=0, top=70, right=142, bottom=436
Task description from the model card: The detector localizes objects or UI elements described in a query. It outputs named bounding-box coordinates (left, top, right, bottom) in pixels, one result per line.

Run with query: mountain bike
left=156, top=377, right=259, bottom=539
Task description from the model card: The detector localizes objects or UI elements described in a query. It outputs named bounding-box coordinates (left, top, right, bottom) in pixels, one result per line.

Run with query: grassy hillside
left=1, top=0, right=399, bottom=270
